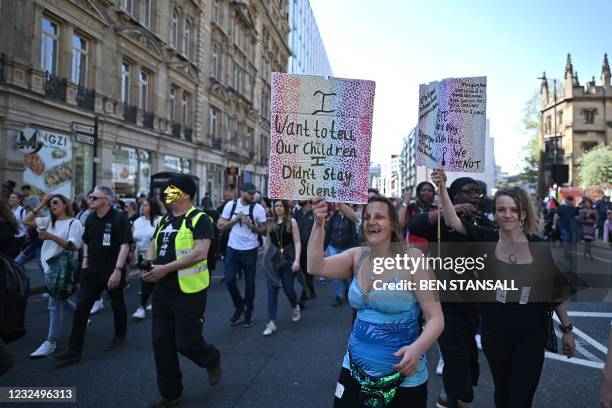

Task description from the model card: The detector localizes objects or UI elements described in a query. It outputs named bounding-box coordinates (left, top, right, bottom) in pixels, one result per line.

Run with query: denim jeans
left=48, top=296, right=76, bottom=342
left=266, top=263, right=297, bottom=321
left=326, top=245, right=350, bottom=299
left=15, top=246, right=42, bottom=274
left=223, top=247, right=258, bottom=312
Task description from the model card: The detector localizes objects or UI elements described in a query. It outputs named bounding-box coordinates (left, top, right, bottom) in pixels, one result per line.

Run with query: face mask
left=163, top=185, right=183, bottom=206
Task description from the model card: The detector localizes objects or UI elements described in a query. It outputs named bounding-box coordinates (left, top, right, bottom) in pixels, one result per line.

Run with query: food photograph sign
left=17, top=127, right=73, bottom=197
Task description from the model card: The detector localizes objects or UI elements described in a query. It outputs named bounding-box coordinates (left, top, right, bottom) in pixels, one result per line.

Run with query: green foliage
left=578, top=145, right=612, bottom=187
left=519, top=92, right=541, bottom=183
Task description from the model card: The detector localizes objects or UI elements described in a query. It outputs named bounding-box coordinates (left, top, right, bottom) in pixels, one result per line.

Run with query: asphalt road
left=1, top=260, right=610, bottom=408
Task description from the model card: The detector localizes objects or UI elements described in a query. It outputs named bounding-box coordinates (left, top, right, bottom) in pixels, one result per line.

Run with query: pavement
left=2, top=257, right=610, bottom=407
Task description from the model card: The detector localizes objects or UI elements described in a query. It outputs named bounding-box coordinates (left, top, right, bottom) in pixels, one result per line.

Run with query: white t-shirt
left=37, top=217, right=84, bottom=274
left=222, top=199, right=267, bottom=250
left=132, top=215, right=160, bottom=252
left=12, top=205, right=27, bottom=238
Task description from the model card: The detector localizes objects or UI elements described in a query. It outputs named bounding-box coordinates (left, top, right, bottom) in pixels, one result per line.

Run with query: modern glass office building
left=288, top=0, right=333, bottom=76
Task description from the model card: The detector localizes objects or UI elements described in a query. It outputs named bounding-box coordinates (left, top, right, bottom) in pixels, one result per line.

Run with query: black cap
left=167, top=175, right=196, bottom=198
left=241, top=182, right=257, bottom=193
left=448, top=177, right=478, bottom=202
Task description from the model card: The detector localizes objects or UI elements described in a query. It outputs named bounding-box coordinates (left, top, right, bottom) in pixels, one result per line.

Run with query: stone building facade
left=539, top=53, right=611, bottom=190
left=0, top=0, right=290, bottom=205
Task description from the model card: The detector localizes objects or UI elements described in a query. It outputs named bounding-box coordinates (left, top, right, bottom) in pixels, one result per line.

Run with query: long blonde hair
left=493, top=187, right=538, bottom=235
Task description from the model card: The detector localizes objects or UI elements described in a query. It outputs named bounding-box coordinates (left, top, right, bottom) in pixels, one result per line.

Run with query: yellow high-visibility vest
left=154, top=207, right=210, bottom=293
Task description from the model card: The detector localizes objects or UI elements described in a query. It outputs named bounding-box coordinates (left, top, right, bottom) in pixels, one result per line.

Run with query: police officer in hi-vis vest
left=143, top=175, right=221, bottom=408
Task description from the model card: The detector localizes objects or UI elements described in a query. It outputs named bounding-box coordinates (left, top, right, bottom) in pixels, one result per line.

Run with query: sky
left=309, top=0, right=612, bottom=174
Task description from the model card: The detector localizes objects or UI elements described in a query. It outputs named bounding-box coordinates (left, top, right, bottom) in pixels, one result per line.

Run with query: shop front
left=111, top=145, right=151, bottom=198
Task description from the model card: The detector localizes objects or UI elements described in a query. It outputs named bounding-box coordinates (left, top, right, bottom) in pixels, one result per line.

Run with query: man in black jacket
left=409, top=177, right=493, bottom=408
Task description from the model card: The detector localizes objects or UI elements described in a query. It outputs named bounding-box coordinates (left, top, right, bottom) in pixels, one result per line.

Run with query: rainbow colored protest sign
left=269, top=73, right=376, bottom=203
left=417, top=77, right=487, bottom=172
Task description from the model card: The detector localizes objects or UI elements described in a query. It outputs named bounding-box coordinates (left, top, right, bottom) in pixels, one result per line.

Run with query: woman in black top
left=262, top=200, right=302, bottom=336
left=432, top=169, right=576, bottom=408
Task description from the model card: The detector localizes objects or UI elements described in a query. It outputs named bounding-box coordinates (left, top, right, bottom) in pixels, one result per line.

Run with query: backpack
left=0, top=253, right=30, bottom=343
left=218, top=199, right=256, bottom=256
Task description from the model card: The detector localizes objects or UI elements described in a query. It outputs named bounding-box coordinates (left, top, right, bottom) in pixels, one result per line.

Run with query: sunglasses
left=459, top=188, right=483, bottom=197
left=88, top=195, right=107, bottom=201
left=49, top=199, right=63, bottom=206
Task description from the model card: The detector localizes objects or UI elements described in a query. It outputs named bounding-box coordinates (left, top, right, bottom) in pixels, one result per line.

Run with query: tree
left=578, top=144, right=612, bottom=187
left=518, top=91, right=541, bottom=184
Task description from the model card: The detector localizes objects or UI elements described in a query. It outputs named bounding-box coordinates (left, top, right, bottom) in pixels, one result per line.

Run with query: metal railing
left=212, top=138, right=222, bottom=149
left=76, top=85, right=95, bottom=110
left=0, top=53, right=5, bottom=82
left=123, top=104, right=138, bottom=124
left=45, top=72, right=67, bottom=102
left=143, top=111, right=155, bottom=129
left=184, top=127, right=193, bottom=142
left=171, top=122, right=182, bottom=138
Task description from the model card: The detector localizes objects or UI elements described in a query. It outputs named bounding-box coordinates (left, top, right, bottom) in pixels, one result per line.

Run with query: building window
left=142, top=0, right=151, bottom=27
left=582, top=141, right=599, bottom=152
left=40, top=17, right=59, bottom=74
left=171, top=10, right=178, bottom=48
left=544, top=115, right=552, bottom=135
left=164, top=155, right=191, bottom=174
left=183, top=21, right=191, bottom=58
left=209, top=108, right=217, bottom=137
left=181, top=93, right=189, bottom=126
left=212, top=0, right=219, bottom=23
left=583, top=109, right=597, bottom=124
left=211, top=46, right=219, bottom=78
left=139, top=70, right=148, bottom=110
left=234, top=19, right=241, bottom=46
left=169, top=87, right=176, bottom=122
left=71, top=34, right=87, bottom=86
left=120, top=61, right=130, bottom=104
left=123, top=0, right=133, bottom=14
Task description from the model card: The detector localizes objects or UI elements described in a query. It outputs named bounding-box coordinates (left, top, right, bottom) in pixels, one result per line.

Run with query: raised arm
left=307, top=198, right=355, bottom=280
left=431, top=169, right=467, bottom=236
left=291, top=218, right=301, bottom=272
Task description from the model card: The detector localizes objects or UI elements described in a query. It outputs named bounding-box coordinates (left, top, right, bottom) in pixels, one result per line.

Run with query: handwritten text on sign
left=416, top=77, right=487, bottom=172
left=269, top=73, right=375, bottom=203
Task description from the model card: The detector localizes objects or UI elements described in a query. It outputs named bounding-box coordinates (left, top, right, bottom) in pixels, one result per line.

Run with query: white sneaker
left=146, top=304, right=152, bottom=311
left=90, top=299, right=104, bottom=315
left=30, top=340, right=56, bottom=359
left=262, top=321, right=277, bottom=336
left=132, top=307, right=146, bottom=320
left=292, top=305, right=301, bottom=322
left=436, top=357, right=444, bottom=376
left=475, top=334, right=482, bottom=351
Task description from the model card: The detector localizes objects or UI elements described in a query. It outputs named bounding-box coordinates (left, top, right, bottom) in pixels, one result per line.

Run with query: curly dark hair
left=0, top=195, right=18, bottom=233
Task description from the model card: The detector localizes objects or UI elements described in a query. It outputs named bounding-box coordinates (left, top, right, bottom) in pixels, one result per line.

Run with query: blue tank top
left=342, top=249, right=428, bottom=387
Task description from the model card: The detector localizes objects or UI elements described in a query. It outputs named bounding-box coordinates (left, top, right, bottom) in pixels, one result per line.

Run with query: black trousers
left=68, top=269, right=127, bottom=354
left=139, top=279, right=155, bottom=307
left=333, top=367, right=427, bottom=408
left=438, top=303, right=480, bottom=403
left=152, top=284, right=220, bottom=400
left=481, top=328, right=545, bottom=408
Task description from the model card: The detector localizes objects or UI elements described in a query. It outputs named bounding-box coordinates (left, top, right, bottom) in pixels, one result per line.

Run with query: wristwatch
left=559, top=322, right=573, bottom=333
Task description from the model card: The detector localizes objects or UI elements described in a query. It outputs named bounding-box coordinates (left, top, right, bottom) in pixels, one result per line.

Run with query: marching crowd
left=0, top=174, right=610, bottom=408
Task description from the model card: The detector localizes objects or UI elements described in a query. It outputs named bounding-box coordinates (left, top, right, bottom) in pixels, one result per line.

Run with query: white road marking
left=553, top=314, right=608, bottom=354
left=544, top=352, right=605, bottom=369
left=568, top=311, right=612, bottom=318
